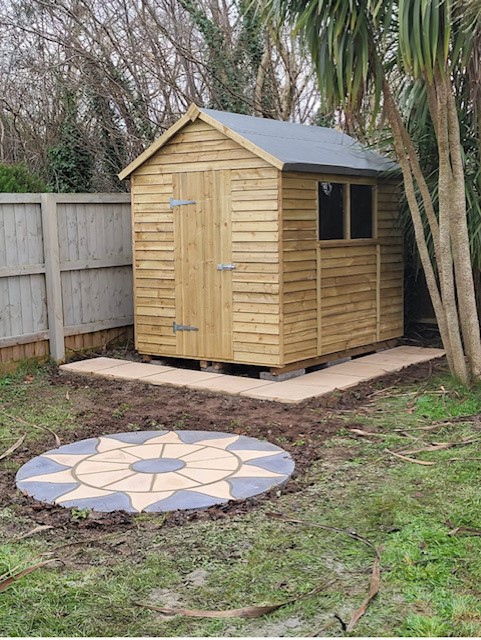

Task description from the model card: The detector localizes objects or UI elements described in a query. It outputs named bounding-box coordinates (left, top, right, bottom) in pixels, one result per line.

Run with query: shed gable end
left=136, top=120, right=272, bottom=175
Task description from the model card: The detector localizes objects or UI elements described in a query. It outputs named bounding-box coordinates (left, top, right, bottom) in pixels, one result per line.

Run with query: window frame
left=317, top=178, right=378, bottom=245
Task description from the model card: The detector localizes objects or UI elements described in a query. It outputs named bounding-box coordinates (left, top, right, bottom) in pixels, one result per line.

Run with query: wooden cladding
left=280, top=173, right=402, bottom=365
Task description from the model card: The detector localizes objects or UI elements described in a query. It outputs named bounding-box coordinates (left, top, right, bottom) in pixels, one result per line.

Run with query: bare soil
left=1, top=358, right=444, bottom=534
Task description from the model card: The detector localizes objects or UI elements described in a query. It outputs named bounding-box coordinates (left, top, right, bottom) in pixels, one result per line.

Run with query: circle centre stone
left=132, top=458, right=186, bottom=474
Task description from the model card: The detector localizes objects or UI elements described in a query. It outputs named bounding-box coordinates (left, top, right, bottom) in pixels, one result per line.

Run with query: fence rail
left=0, top=193, right=133, bottom=364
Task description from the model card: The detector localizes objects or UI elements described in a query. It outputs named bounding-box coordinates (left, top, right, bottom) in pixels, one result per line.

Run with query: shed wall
left=132, top=119, right=282, bottom=366
left=280, top=172, right=403, bottom=364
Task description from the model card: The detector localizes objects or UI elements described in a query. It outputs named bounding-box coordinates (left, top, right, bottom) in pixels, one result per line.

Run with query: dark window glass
left=318, top=182, right=344, bottom=240
left=350, top=185, right=373, bottom=238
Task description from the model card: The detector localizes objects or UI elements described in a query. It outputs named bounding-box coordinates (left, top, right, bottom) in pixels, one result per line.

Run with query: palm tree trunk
left=445, top=86, right=481, bottom=378
left=383, top=84, right=469, bottom=382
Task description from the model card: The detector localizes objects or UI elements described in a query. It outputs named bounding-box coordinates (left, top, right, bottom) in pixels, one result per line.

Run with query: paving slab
left=59, top=346, right=445, bottom=404
left=60, top=357, right=131, bottom=374
left=138, top=369, right=223, bottom=387
left=15, top=430, right=295, bottom=513
left=294, top=370, right=366, bottom=389
left=359, top=347, right=445, bottom=367
left=240, top=381, right=334, bottom=403
left=94, top=362, right=174, bottom=380
left=325, top=361, right=392, bottom=378
left=188, top=375, right=274, bottom=395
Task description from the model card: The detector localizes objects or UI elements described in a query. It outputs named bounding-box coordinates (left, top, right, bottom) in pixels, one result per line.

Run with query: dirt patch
left=1, top=357, right=445, bottom=533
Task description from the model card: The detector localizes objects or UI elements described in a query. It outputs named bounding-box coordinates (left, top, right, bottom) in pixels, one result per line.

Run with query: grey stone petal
left=52, top=438, right=100, bottom=455
left=228, top=476, right=287, bottom=500
left=144, top=490, right=227, bottom=512
left=16, top=457, right=69, bottom=482
left=60, top=492, right=133, bottom=512
left=16, top=481, right=79, bottom=504
left=245, top=453, right=295, bottom=475
left=228, top=435, right=281, bottom=452
left=106, top=431, right=167, bottom=444
left=176, top=430, right=234, bottom=444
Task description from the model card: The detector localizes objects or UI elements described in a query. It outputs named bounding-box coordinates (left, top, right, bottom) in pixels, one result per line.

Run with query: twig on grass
left=266, top=512, right=375, bottom=548
left=398, top=437, right=481, bottom=456
left=0, top=411, right=61, bottom=447
left=0, top=434, right=25, bottom=462
left=348, top=428, right=387, bottom=439
left=384, top=449, right=436, bottom=465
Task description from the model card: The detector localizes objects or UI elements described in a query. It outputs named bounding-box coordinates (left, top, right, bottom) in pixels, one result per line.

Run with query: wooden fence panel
left=0, top=194, right=133, bottom=366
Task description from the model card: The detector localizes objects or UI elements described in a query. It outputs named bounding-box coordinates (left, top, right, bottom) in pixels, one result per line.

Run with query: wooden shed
left=119, top=104, right=403, bottom=374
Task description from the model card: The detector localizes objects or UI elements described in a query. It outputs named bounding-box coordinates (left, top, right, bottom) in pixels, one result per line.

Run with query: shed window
left=350, top=184, right=373, bottom=238
left=318, top=182, right=374, bottom=240
left=318, top=182, right=344, bottom=240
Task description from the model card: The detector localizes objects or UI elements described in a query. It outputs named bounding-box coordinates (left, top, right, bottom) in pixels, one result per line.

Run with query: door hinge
left=173, top=321, right=199, bottom=333
left=216, top=263, right=236, bottom=271
left=170, top=197, right=196, bottom=208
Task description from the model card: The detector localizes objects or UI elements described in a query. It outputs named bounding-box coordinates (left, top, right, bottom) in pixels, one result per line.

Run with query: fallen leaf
left=346, top=548, right=382, bottom=632
left=135, top=601, right=287, bottom=618
left=134, top=583, right=330, bottom=619
left=65, top=390, right=70, bottom=401
left=0, top=411, right=60, bottom=447
left=0, top=559, right=57, bottom=593
left=446, top=521, right=481, bottom=536
left=384, top=449, right=436, bottom=466
left=0, top=434, right=25, bottom=462
left=14, top=525, right=54, bottom=541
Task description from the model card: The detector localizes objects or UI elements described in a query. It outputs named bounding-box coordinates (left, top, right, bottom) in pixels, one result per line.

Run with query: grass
left=2, top=363, right=481, bottom=635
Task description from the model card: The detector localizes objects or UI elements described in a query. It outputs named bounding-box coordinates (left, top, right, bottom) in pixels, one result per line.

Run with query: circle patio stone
left=15, top=430, right=295, bottom=513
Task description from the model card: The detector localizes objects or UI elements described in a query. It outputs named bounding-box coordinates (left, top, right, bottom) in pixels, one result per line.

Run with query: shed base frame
left=136, top=339, right=399, bottom=378
left=268, top=340, right=399, bottom=377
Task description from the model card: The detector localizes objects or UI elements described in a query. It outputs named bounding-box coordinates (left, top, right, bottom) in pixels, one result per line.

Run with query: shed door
left=173, top=170, right=233, bottom=360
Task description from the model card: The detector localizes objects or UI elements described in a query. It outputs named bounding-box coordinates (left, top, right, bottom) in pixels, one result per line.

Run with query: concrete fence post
left=41, top=194, right=65, bottom=362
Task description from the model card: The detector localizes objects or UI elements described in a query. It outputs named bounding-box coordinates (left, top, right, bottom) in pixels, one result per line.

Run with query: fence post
left=41, top=194, right=65, bottom=362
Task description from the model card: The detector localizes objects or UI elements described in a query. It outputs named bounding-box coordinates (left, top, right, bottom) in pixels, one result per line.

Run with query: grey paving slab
left=16, top=430, right=294, bottom=513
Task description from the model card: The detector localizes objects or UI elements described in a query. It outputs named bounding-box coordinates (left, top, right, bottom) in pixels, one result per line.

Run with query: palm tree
left=264, top=0, right=481, bottom=384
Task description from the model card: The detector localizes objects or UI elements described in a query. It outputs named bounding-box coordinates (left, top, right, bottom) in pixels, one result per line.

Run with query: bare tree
left=0, top=0, right=320, bottom=190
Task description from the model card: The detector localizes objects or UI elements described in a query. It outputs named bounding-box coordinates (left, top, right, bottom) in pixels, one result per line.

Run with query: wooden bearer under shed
left=119, top=104, right=403, bottom=373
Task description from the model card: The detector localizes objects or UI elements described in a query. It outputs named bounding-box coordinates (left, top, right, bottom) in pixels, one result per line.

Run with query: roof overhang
left=281, top=163, right=397, bottom=178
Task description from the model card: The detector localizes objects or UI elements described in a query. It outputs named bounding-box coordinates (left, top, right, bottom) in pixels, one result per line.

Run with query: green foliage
left=47, top=92, right=94, bottom=193
left=0, top=164, right=48, bottom=193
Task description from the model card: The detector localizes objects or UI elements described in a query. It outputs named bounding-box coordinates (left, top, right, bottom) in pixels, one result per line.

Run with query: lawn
left=2, top=357, right=481, bottom=636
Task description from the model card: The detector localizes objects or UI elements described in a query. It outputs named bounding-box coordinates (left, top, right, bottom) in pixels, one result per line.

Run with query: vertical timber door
left=173, top=170, right=233, bottom=360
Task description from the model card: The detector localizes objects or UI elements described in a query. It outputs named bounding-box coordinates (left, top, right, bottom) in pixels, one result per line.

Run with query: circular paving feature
left=16, top=430, right=294, bottom=513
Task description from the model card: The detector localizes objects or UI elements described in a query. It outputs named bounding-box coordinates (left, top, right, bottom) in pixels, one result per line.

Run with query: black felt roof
left=201, top=108, right=396, bottom=177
